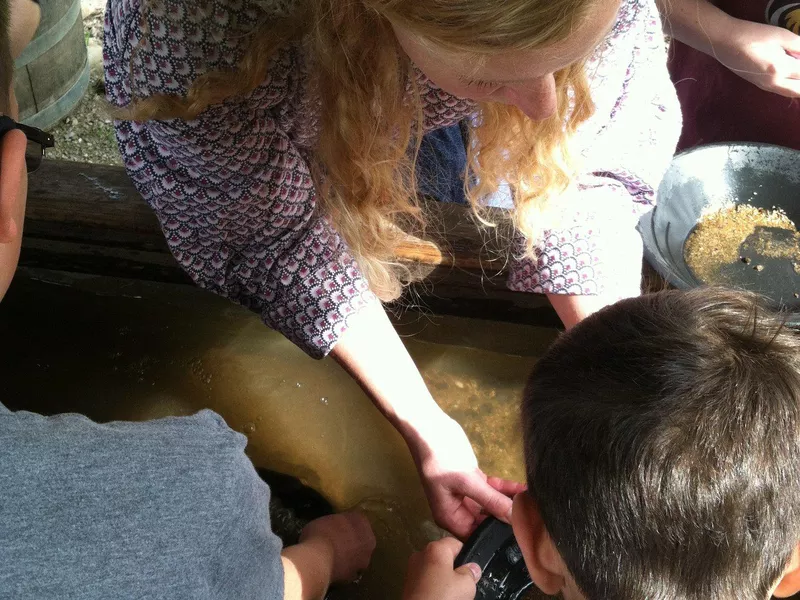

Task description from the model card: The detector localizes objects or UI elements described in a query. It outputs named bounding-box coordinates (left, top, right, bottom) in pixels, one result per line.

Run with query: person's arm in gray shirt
left=0, top=406, right=374, bottom=600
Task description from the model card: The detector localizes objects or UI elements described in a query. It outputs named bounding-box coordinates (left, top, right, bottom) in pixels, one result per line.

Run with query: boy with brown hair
left=512, top=288, right=800, bottom=600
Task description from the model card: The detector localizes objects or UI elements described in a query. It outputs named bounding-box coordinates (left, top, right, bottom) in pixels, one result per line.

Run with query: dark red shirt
left=670, top=0, right=800, bottom=151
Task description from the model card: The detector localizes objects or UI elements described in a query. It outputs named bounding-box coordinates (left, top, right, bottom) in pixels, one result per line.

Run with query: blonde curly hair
left=123, top=0, right=596, bottom=300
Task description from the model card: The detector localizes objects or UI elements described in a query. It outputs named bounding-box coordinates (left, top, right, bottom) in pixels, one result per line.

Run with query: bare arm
left=547, top=294, right=618, bottom=329
left=330, top=300, right=523, bottom=539
left=281, top=512, right=375, bottom=600
left=657, top=0, right=800, bottom=96
left=281, top=543, right=334, bottom=600
left=330, top=300, right=445, bottom=437
left=656, top=0, right=735, bottom=55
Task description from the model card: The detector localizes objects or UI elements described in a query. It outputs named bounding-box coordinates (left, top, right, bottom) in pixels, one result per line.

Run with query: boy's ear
left=511, top=492, right=567, bottom=597
left=773, top=544, right=800, bottom=598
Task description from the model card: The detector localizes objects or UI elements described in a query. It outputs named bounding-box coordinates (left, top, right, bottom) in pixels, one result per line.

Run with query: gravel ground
left=46, top=6, right=122, bottom=167
left=48, top=4, right=673, bottom=170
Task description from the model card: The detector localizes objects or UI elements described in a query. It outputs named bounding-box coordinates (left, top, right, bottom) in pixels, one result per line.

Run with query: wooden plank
left=26, top=160, right=162, bottom=234
left=25, top=160, right=515, bottom=266
left=21, top=159, right=555, bottom=323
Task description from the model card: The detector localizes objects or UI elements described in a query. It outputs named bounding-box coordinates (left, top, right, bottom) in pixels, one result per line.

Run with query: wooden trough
left=20, top=160, right=658, bottom=327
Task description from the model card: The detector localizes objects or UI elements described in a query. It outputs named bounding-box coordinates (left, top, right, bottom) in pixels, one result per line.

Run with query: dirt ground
left=45, top=1, right=122, bottom=166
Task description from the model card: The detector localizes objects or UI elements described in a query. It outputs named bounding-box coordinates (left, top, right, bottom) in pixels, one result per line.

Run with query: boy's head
left=513, top=288, right=800, bottom=600
left=0, top=0, right=41, bottom=299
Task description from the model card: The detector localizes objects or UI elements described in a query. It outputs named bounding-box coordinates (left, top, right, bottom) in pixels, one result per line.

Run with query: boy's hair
left=523, top=288, right=800, bottom=600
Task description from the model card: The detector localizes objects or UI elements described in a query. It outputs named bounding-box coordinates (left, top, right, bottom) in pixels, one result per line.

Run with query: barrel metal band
left=22, top=58, right=90, bottom=130
left=15, top=0, right=82, bottom=68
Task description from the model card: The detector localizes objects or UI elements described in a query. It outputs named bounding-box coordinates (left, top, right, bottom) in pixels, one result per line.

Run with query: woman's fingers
left=463, top=476, right=514, bottom=524
left=487, top=476, right=527, bottom=497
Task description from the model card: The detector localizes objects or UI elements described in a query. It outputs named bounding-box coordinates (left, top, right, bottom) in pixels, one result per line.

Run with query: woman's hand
left=715, top=19, right=800, bottom=97
left=408, top=416, right=526, bottom=539
left=331, top=299, right=525, bottom=539
left=402, top=537, right=481, bottom=600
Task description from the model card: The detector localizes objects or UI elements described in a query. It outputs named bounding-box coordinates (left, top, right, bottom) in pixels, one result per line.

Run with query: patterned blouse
left=104, top=0, right=680, bottom=358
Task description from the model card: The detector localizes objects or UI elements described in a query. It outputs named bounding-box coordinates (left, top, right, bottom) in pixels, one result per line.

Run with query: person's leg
left=415, top=123, right=469, bottom=205
left=415, top=122, right=513, bottom=209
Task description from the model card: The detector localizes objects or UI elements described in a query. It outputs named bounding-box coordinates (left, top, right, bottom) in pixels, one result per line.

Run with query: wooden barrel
left=13, top=0, right=89, bottom=130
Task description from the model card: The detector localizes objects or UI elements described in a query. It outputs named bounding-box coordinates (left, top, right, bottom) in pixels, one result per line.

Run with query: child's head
left=513, top=288, right=800, bottom=600
left=0, top=0, right=42, bottom=299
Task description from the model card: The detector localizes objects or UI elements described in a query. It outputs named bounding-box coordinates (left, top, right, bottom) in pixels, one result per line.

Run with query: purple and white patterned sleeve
left=104, top=0, right=375, bottom=358
left=508, top=0, right=681, bottom=299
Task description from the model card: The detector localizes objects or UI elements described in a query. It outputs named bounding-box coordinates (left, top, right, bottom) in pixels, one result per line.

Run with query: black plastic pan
left=454, top=517, right=534, bottom=600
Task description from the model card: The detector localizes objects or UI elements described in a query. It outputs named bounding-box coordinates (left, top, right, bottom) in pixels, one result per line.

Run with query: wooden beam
left=21, top=159, right=558, bottom=325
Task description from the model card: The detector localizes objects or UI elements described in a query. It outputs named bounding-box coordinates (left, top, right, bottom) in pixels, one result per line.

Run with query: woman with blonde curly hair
left=103, top=0, right=680, bottom=537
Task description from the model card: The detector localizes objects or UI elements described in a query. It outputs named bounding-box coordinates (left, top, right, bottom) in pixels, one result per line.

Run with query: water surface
left=0, top=269, right=558, bottom=599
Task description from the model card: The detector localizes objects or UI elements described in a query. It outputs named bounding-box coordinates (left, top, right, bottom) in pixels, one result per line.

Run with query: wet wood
left=22, top=159, right=560, bottom=324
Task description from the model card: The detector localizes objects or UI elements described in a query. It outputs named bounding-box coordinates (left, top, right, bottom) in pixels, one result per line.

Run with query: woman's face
left=392, top=0, right=622, bottom=121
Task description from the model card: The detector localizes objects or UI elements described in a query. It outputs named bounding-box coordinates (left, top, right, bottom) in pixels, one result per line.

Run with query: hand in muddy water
left=402, top=537, right=480, bottom=600
left=299, top=511, right=377, bottom=583
left=415, top=418, right=526, bottom=539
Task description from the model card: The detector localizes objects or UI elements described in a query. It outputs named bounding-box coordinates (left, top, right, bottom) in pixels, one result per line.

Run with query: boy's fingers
left=455, top=563, right=482, bottom=582
left=430, top=536, right=464, bottom=560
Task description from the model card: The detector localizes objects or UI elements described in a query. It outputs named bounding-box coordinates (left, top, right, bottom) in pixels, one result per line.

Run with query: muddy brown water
left=0, top=269, right=558, bottom=599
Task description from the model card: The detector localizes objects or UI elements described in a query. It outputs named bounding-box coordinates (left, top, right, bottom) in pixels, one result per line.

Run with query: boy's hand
left=299, top=511, right=376, bottom=583
left=402, top=537, right=481, bottom=600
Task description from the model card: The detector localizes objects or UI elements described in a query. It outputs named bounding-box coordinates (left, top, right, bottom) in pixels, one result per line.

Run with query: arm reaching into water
left=657, top=0, right=800, bottom=97
left=333, top=301, right=525, bottom=539
left=282, top=512, right=376, bottom=600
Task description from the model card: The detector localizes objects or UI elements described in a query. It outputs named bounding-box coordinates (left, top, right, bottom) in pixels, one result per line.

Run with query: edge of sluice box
left=455, top=517, right=533, bottom=600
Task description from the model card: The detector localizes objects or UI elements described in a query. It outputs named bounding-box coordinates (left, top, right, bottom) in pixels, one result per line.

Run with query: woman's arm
left=547, top=294, right=623, bottom=330
left=657, top=0, right=800, bottom=97
left=332, top=300, right=523, bottom=539
left=655, top=0, right=734, bottom=55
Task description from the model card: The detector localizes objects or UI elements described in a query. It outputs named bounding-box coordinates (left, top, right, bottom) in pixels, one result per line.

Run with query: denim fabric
left=416, top=123, right=514, bottom=208
left=416, top=124, right=469, bottom=205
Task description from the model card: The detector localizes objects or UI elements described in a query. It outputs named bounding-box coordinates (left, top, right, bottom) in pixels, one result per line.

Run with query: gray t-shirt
left=0, top=404, right=284, bottom=600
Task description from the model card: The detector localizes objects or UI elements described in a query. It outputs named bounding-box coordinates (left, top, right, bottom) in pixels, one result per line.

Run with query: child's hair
left=123, top=0, right=597, bottom=301
left=0, top=0, right=12, bottom=114
left=522, top=288, right=800, bottom=600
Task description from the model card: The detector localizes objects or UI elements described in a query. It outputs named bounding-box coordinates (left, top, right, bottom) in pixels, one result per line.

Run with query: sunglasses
left=0, top=115, right=55, bottom=173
